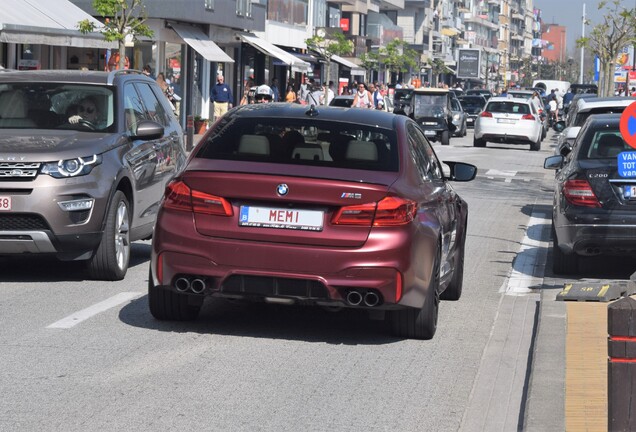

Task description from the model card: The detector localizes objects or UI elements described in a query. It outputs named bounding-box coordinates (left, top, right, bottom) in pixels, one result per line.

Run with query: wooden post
left=608, top=296, right=636, bottom=431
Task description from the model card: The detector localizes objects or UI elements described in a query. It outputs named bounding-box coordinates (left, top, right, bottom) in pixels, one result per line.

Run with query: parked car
left=329, top=94, right=393, bottom=112
left=0, top=69, right=186, bottom=280
left=544, top=113, right=634, bottom=274
left=458, top=95, right=487, bottom=128
left=148, top=104, right=477, bottom=339
left=450, top=95, right=468, bottom=137
left=554, top=97, right=635, bottom=156
left=465, top=88, right=493, bottom=101
left=507, top=89, right=549, bottom=139
left=410, top=88, right=456, bottom=145
left=473, top=96, right=543, bottom=151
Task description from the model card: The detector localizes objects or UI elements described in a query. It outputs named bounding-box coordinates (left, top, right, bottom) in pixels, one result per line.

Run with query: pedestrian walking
left=211, top=74, right=233, bottom=120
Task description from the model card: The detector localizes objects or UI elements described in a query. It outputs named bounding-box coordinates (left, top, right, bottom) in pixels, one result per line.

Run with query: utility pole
left=580, top=3, right=585, bottom=83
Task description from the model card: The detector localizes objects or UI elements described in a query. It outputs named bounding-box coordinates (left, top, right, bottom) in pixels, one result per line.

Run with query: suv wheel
left=87, top=190, right=130, bottom=280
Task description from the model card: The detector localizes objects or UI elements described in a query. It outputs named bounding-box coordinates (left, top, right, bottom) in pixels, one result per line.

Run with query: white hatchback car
left=474, top=96, right=543, bottom=151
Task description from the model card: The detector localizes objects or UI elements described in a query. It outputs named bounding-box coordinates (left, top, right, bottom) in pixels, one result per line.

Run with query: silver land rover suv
left=0, top=70, right=186, bottom=280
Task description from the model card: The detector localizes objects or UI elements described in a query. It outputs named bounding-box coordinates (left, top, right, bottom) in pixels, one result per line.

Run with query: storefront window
left=268, top=0, right=308, bottom=25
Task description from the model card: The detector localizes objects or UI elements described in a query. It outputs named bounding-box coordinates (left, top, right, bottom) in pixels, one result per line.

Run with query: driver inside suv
left=68, top=96, right=106, bottom=129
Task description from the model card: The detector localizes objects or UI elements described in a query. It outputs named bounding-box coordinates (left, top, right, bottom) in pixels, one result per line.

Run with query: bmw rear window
left=197, top=117, right=399, bottom=172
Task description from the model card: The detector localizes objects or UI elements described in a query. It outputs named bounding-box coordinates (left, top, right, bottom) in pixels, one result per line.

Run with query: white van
left=532, top=80, right=570, bottom=96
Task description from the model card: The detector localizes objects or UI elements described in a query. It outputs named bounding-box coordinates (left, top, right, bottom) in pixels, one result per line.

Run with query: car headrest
left=238, top=134, right=270, bottom=155
left=597, top=134, right=625, bottom=158
left=345, top=140, right=378, bottom=161
left=0, top=90, right=28, bottom=118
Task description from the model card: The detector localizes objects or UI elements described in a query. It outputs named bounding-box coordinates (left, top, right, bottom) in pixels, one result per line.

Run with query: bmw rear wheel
left=87, top=190, right=130, bottom=281
left=148, top=270, right=202, bottom=321
left=390, top=256, right=440, bottom=339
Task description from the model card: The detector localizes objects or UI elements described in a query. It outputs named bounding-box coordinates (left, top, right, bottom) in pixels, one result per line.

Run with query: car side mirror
left=544, top=155, right=564, bottom=170
left=553, top=120, right=566, bottom=133
left=131, top=120, right=164, bottom=140
left=443, top=161, right=477, bottom=181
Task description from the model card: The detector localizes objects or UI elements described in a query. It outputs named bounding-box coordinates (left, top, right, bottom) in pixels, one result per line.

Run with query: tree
left=305, top=32, right=354, bottom=102
left=78, top=0, right=154, bottom=71
left=379, top=39, right=418, bottom=84
left=576, top=0, right=636, bottom=96
left=359, top=52, right=379, bottom=83
left=427, top=58, right=453, bottom=86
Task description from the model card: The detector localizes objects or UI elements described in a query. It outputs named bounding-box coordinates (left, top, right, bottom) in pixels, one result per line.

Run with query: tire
left=473, top=136, right=486, bottom=147
left=441, top=222, right=466, bottom=301
left=87, top=190, right=130, bottom=281
left=390, top=255, right=440, bottom=340
left=441, top=130, right=450, bottom=146
left=462, top=121, right=468, bottom=137
left=541, top=127, right=547, bottom=140
left=148, top=270, right=201, bottom=321
left=551, top=223, right=578, bottom=274
left=530, top=137, right=541, bottom=151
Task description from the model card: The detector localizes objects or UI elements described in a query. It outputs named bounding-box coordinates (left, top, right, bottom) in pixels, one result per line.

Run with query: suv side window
left=407, top=123, right=443, bottom=181
left=135, top=83, right=169, bottom=127
left=123, top=83, right=146, bottom=133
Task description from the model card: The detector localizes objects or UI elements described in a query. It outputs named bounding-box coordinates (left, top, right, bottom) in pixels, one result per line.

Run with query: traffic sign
left=620, top=101, right=636, bottom=149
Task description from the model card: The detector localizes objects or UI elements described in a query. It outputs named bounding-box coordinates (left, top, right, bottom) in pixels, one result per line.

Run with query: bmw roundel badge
left=276, top=184, right=289, bottom=196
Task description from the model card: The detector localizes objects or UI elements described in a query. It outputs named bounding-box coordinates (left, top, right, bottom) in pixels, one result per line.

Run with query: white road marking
left=485, top=169, right=517, bottom=177
left=46, top=292, right=143, bottom=329
left=501, top=211, right=550, bottom=296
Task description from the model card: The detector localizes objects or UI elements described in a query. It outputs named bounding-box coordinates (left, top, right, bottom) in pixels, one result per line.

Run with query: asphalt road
left=1, top=127, right=632, bottom=431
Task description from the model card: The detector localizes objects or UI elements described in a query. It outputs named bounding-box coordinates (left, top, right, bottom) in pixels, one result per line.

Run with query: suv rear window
left=486, top=101, right=531, bottom=114
left=197, top=117, right=399, bottom=172
left=0, top=83, right=115, bottom=131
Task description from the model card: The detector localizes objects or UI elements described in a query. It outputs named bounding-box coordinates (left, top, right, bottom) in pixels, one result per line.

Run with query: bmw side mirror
left=443, top=161, right=477, bottom=181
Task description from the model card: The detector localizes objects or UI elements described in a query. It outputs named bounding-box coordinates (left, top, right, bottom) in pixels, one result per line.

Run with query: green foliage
left=305, top=32, right=354, bottom=61
left=575, top=0, right=635, bottom=96
left=78, top=0, right=154, bottom=70
left=379, top=39, right=418, bottom=74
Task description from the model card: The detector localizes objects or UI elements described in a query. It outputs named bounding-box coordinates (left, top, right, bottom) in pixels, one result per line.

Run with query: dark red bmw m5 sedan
left=148, top=103, right=476, bottom=339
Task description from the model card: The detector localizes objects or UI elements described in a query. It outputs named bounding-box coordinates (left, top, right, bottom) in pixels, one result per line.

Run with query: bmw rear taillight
left=480, top=111, right=493, bottom=118
left=332, top=196, right=417, bottom=226
left=164, top=180, right=233, bottom=216
left=521, top=114, right=536, bottom=120
left=563, top=180, right=601, bottom=207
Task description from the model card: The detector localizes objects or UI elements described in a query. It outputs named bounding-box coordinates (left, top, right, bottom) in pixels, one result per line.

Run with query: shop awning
left=0, top=0, right=117, bottom=49
left=170, top=23, right=234, bottom=63
left=441, top=27, right=460, bottom=37
left=237, top=32, right=310, bottom=72
left=331, top=54, right=365, bottom=76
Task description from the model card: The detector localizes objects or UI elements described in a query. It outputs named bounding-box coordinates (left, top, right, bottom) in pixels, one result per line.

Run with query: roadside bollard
left=608, top=296, right=636, bottom=431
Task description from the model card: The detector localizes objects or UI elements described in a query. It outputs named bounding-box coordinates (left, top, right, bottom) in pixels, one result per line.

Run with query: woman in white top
left=352, top=83, right=373, bottom=109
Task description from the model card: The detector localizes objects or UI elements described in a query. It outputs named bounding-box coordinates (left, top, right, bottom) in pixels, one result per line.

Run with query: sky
left=532, top=0, right=606, bottom=53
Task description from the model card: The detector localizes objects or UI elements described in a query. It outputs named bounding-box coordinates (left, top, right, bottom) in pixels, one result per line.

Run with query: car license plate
left=424, top=130, right=436, bottom=136
left=467, top=118, right=474, bottom=124
left=239, top=206, right=323, bottom=231
left=0, top=196, right=11, bottom=211
left=497, top=118, right=516, bottom=124
left=624, top=185, right=636, bottom=199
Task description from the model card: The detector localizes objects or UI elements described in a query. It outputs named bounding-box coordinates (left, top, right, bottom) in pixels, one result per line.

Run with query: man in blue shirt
left=211, top=74, right=233, bottom=120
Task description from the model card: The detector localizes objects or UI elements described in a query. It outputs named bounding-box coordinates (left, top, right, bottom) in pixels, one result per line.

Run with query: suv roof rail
left=107, top=69, right=144, bottom=85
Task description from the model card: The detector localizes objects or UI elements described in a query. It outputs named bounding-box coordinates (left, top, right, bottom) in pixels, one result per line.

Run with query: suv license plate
left=0, top=196, right=11, bottom=211
left=624, top=185, right=636, bottom=199
left=424, top=130, right=436, bottom=136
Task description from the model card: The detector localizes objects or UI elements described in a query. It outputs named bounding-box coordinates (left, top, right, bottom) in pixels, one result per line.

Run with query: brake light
left=163, top=180, right=233, bottom=216
left=480, top=111, right=493, bottom=118
left=395, top=271, right=403, bottom=303
left=521, top=114, right=536, bottom=120
left=331, top=196, right=417, bottom=226
left=563, top=180, right=601, bottom=207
